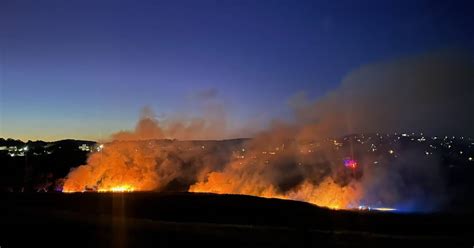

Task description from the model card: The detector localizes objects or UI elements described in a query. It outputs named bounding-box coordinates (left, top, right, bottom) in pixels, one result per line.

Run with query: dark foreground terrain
left=0, top=192, right=472, bottom=247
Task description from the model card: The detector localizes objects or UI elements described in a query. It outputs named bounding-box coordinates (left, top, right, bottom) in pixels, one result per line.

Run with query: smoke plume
left=63, top=50, right=474, bottom=211
left=292, top=50, right=474, bottom=137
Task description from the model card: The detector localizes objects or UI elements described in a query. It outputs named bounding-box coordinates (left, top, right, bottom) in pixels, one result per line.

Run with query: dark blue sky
left=1, top=0, right=473, bottom=140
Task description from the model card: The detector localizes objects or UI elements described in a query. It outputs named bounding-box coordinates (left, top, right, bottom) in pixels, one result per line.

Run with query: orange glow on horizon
left=98, top=184, right=135, bottom=192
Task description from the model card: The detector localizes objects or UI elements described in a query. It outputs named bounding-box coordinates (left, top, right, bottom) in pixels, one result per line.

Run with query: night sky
left=1, top=0, right=473, bottom=141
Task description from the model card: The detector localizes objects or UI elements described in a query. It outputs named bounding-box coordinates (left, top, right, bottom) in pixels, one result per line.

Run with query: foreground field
left=0, top=192, right=472, bottom=247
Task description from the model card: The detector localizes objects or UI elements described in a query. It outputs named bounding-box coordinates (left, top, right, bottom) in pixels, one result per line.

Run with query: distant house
left=78, top=144, right=91, bottom=152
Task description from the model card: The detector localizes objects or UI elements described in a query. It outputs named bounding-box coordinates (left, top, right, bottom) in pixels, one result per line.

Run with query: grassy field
left=0, top=192, right=472, bottom=247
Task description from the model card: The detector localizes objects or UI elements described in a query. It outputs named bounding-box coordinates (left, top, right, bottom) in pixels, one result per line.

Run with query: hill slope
left=0, top=192, right=472, bottom=247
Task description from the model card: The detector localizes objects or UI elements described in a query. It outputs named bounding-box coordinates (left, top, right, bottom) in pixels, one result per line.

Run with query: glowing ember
left=372, top=207, right=397, bottom=212
left=98, top=185, right=135, bottom=192
left=190, top=176, right=361, bottom=210
left=63, top=184, right=135, bottom=193
left=357, top=205, right=397, bottom=212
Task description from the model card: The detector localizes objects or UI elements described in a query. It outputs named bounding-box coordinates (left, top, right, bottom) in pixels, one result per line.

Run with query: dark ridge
left=0, top=192, right=472, bottom=247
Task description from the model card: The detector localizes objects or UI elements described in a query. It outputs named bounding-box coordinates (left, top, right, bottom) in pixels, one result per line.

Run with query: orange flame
left=98, top=185, right=135, bottom=192
left=190, top=176, right=361, bottom=210
left=61, top=110, right=364, bottom=209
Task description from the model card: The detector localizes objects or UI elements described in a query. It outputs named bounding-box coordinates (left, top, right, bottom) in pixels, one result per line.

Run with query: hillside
left=0, top=192, right=472, bottom=247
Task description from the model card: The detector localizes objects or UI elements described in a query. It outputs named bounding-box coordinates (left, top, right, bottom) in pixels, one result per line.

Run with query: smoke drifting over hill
left=63, top=51, right=474, bottom=211
left=112, top=105, right=230, bottom=141
left=292, top=50, right=474, bottom=137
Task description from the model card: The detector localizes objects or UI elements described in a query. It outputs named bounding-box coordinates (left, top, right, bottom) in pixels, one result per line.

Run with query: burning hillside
left=62, top=52, right=474, bottom=211
left=61, top=113, right=440, bottom=211
left=61, top=108, right=365, bottom=209
left=62, top=137, right=362, bottom=209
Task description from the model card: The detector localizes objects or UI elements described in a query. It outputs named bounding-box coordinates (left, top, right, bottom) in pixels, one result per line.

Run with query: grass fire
left=2, top=2, right=474, bottom=246
left=59, top=108, right=441, bottom=212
